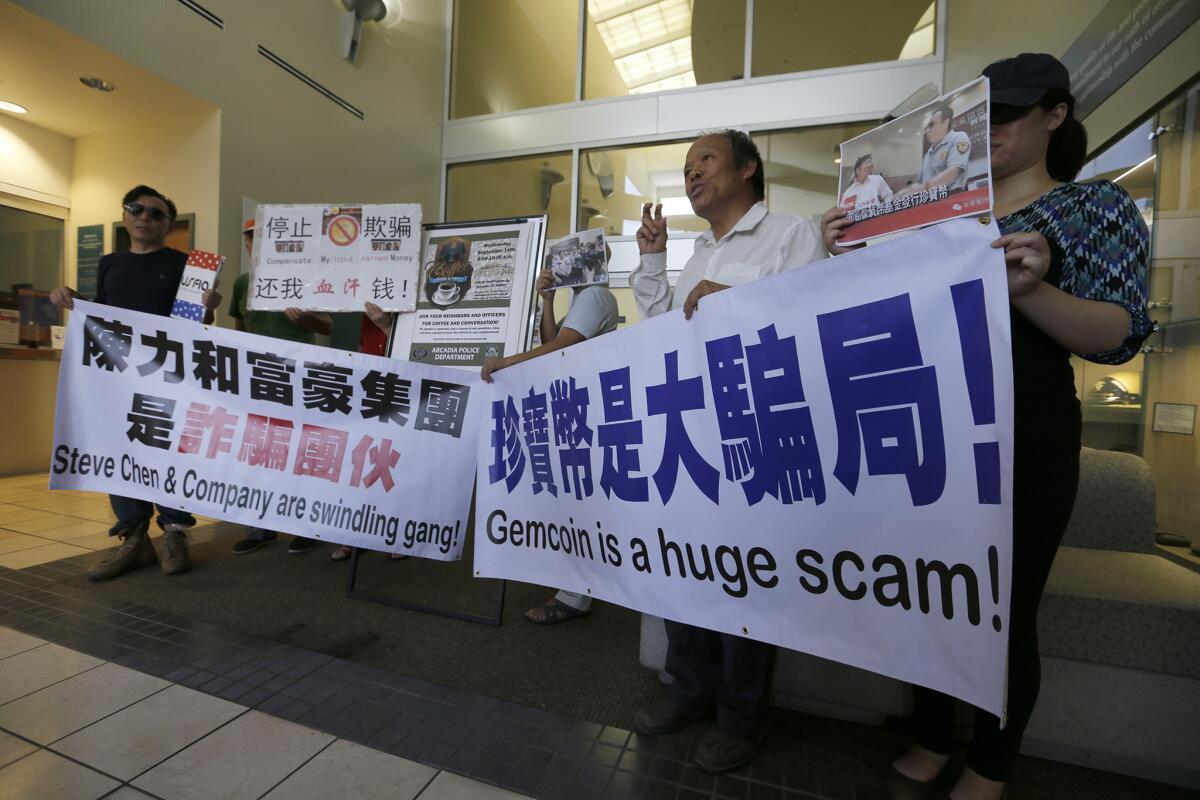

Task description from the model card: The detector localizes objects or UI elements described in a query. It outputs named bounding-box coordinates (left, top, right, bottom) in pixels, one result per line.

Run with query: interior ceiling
left=0, top=1, right=214, bottom=138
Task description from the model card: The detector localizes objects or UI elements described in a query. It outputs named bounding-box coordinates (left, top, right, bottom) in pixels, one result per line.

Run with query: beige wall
left=67, top=109, right=222, bottom=283
left=751, top=0, right=929, bottom=77
left=0, top=359, right=59, bottom=475
left=16, top=0, right=447, bottom=286
left=452, top=0, right=577, bottom=117
left=0, top=114, right=72, bottom=206
left=1, top=0, right=445, bottom=475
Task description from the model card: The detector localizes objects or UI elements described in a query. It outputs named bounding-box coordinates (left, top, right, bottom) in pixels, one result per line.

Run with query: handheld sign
left=171, top=249, right=224, bottom=322
left=836, top=77, right=993, bottom=244
left=248, top=203, right=422, bottom=313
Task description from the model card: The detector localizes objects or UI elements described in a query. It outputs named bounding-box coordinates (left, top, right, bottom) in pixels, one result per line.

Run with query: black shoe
left=693, top=725, right=766, bottom=774
left=633, top=697, right=709, bottom=736
left=232, top=530, right=278, bottom=555
left=287, top=536, right=318, bottom=554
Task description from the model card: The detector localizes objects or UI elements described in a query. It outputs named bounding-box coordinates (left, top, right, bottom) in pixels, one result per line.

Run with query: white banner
left=475, top=218, right=1015, bottom=716
left=51, top=301, right=479, bottom=560
left=248, top=203, right=421, bottom=312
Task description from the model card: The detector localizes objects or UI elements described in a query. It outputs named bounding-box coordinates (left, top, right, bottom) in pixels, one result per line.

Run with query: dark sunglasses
left=123, top=202, right=169, bottom=222
left=990, top=103, right=1033, bottom=125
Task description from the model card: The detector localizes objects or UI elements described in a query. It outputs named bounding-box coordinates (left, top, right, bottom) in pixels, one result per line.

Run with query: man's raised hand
left=636, top=202, right=668, bottom=255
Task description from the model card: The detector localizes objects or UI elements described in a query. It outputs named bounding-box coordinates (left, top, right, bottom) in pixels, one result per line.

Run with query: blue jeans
left=108, top=494, right=195, bottom=535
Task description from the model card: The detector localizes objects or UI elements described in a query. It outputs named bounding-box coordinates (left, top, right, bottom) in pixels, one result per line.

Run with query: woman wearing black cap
left=824, top=54, right=1153, bottom=799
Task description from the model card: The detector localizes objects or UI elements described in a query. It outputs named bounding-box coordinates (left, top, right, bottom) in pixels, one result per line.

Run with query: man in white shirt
left=631, top=133, right=826, bottom=321
left=629, top=130, right=826, bottom=774
left=839, top=154, right=894, bottom=211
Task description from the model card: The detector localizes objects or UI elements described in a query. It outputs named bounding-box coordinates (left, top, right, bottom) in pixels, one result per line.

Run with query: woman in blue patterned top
left=880, top=54, right=1153, bottom=800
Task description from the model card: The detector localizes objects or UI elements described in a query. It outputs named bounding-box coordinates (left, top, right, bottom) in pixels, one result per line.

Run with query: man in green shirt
left=229, top=217, right=333, bottom=554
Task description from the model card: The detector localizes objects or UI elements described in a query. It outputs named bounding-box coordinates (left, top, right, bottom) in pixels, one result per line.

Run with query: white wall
left=0, top=113, right=72, bottom=207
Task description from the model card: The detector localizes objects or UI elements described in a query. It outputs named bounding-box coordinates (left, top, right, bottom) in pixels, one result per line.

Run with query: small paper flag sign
left=186, top=249, right=223, bottom=271
left=171, top=249, right=225, bottom=322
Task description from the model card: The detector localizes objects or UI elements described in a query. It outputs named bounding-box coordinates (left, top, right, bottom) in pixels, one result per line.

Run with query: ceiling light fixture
left=0, top=100, right=28, bottom=114
left=80, top=76, right=116, bottom=92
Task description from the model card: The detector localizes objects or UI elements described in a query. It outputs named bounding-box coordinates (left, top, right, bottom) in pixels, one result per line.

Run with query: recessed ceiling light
left=0, top=100, right=27, bottom=114
left=79, top=76, right=116, bottom=92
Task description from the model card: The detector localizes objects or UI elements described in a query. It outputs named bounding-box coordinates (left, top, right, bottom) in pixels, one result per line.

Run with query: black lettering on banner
left=795, top=546, right=995, bottom=629
left=415, top=380, right=470, bottom=438
left=136, top=330, right=185, bottom=383
left=247, top=351, right=296, bottom=406
left=302, top=362, right=353, bottom=414
left=83, top=316, right=133, bottom=372
left=126, top=394, right=176, bottom=449
left=192, top=340, right=240, bottom=393
left=360, top=370, right=412, bottom=425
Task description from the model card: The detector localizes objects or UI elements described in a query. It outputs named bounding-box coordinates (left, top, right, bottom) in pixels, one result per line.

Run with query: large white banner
left=475, top=218, right=1015, bottom=716
left=51, top=301, right=478, bottom=559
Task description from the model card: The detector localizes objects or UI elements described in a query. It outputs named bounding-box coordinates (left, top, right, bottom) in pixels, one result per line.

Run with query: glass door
left=1140, top=81, right=1200, bottom=544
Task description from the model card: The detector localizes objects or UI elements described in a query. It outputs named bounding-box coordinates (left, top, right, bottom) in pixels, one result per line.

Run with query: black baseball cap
left=983, top=53, right=1070, bottom=106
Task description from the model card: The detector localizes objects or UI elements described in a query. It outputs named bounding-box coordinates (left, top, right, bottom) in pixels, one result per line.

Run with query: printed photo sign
left=837, top=78, right=992, bottom=244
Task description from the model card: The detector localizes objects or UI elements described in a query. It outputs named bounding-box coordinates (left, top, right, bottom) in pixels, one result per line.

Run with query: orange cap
left=243, top=218, right=255, bottom=233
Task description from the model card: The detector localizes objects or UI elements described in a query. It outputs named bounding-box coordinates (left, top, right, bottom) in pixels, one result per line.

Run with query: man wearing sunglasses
left=50, top=184, right=223, bottom=581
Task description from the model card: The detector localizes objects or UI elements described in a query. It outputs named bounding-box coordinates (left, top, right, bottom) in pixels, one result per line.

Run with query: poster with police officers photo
left=389, top=216, right=547, bottom=370
left=50, top=300, right=480, bottom=560
left=475, top=217, right=1016, bottom=717
left=247, top=202, right=421, bottom=312
left=836, top=77, right=993, bottom=244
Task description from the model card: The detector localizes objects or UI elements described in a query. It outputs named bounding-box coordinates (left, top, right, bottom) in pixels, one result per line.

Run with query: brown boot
left=87, top=522, right=155, bottom=581
left=160, top=523, right=191, bottom=575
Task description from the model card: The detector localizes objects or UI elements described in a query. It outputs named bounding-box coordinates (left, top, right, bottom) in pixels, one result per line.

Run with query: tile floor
left=0, top=474, right=222, bottom=571
left=0, top=472, right=1193, bottom=800
left=0, top=627, right=528, bottom=799
left=0, top=474, right=528, bottom=798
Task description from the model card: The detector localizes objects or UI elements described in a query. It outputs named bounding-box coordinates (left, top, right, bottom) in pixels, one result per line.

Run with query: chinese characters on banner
left=475, top=219, right=1015, bottom=717
left=248, top=203, right=422, bottom=312
left=837, top=77, right=993, bottom=244
left=51, top=300, right=479, bottom=559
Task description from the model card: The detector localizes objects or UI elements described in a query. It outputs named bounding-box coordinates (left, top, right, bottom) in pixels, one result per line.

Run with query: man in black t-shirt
left=50, top=185, right=222, bottom=581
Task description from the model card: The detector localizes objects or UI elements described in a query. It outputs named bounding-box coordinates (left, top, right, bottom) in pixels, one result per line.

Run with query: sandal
left=525, top=598, right=591, bottom=625
left=331, top=545, right=352, bottom=561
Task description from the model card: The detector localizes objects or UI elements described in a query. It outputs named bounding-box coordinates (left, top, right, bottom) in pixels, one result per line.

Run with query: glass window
left=751, top=0, right=935, bottom=78
left=0, top=204, right=63, bottom=349
left=578, top=139, right=708, bottom=234
left=1139, top=82, right=1200, bottom=546
left=1067, top=79, right=1200, bottom=550
left=579, top=124, right=876, bottom=326
left=583, top=0, right=746, bottom=100
left=751, top=122, right=876, bottom=222
left=445, top=152, right=574, bottom=239
left=451, top=0, right=580, bottom=119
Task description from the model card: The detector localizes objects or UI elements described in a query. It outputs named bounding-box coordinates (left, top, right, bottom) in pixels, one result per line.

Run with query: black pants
left=664, top=620, right=776, bottom=737
left=910, top=444, right=1080, bottom=781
